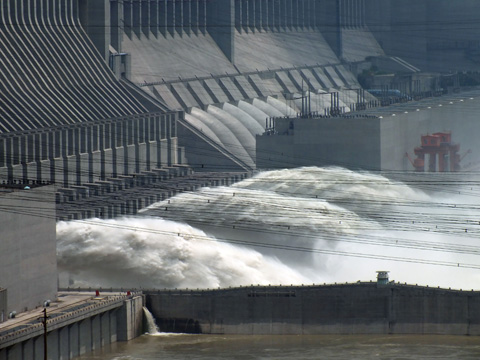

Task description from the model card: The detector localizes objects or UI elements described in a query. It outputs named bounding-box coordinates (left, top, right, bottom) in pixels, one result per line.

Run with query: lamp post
left=41, top=308, right=48, bottom=360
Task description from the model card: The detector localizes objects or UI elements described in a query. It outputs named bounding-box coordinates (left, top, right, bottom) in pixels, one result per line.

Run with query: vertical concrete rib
left=350, top=0, right=354, bottom=28
left=132, top=0, right=141, bottom=38
left=111, top=0, right=122, bottom=49
left=183, top=0, right=191, bottom=36
left=262, top=0, right=268, bottom=32
left=273, top=0, right=280, bottom=32
left=355, top=0, right=362, bottom=28
left=349, top=0, right=353, bottom=28
left=235, top=0, right=242, bottom=33
left=292, top=0, right=298, bottom=30
left=12, top=136, right=20, bottom=166
left=242, top=0, right=248, bottom=33
left=248, top=0, right=255, bottom=33
left=305, top=0, right=310, bottom=29
left=207, top=0, right=235, bottom=62
left=345, top=0, right=349, bottom=28
left=348, top=0, right=354, bottom=28
left=361, top=0, right=366, bottom=27
left=0, top=139, right=5, bottom=169
left=167, top=0, right=175, bottom=37
left=300, top=0, right=305, bottom=30
left=286, top=0, right=291, bottom=30
left=175, top=0, right=183, bottom=37
left=254, top=0, right=262, bottom=31
left=141, top=0, right=150, bottom=38
left=310, top=0, right=316, bottom=29
left=267, top=0, right=274, bottom=31
left=159, top=0, right=167, bottom=37
left=352, top=0, right=356, bottom=28
left=199, top=0, right=206, bottom=34
left=124, top=0, right=132, bottom=38
left=191, top=0, right=198, bottom=35
left=150, top=0, right=158, bottom=37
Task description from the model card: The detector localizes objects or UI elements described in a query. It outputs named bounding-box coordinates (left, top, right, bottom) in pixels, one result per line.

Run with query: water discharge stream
left=143, top=307, right=160, bottom=335
left=57, top=167, right=480, bottom=290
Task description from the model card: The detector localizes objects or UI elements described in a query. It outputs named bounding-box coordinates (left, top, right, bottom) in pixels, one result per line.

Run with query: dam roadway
left=146, top=281, right=480, bottom=336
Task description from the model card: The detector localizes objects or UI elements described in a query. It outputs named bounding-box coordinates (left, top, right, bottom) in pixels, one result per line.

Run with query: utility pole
left=41, top=308, right=48, bottom=360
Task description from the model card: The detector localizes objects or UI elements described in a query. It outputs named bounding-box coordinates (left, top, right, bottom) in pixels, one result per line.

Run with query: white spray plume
left=58, top=167, right=480, bottom=290
left=57, top=217, right=309, bottom=289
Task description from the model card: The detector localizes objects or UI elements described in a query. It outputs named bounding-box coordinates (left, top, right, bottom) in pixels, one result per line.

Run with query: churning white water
left=57, top=167, right=480, bottom=290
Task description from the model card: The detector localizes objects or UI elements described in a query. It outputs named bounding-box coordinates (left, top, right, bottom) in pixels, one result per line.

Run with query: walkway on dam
left=0, top=291, right=135, bottom=350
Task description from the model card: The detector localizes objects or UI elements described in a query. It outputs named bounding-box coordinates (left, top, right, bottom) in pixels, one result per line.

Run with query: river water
left=78, top=333, right=480, bottom=359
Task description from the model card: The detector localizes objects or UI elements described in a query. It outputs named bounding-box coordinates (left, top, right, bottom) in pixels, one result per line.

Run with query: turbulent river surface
left=77, top=333, right=480, bottom=360
left=57, top=166, right=480, bottom=290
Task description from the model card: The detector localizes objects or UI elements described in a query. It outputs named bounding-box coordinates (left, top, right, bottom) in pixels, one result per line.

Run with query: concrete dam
left=3, top=0, right=480, bottom=358
left=146, top=281, right=480, bottom=336
left=2, top=0, right=480, bottom=204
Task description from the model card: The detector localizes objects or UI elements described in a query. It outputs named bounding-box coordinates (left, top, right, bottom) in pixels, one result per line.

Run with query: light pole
left=41, top=308, right=48, bottom=360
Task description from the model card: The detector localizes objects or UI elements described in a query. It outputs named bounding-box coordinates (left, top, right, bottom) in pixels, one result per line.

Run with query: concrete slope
left=234, top=31, right=339, bottom=72
left=122, top=33, right=237, bottom=83
left=0, top=0, right=147, bottom=134
left=341, top=29, right=385, bottom=62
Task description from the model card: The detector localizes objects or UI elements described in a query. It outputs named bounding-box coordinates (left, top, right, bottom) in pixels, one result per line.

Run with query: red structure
left=406, top=132, right=469, bottom=172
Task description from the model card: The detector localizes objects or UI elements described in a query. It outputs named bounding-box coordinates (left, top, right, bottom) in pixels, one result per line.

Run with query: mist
left=57, top=167, right=480, bottom=290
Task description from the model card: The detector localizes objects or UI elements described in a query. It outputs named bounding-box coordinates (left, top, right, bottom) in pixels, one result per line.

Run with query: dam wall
left=0, top=293, right=144, bottom=360
left=146, top=283, right=480, bottom=335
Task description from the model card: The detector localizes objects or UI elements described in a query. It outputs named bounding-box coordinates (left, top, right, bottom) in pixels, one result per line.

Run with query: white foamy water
left=143, top=307, right=160, bottom=335
left=57, top=217, right=308, bottom=289
left=57, top=167, right=480, bottom=290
